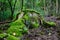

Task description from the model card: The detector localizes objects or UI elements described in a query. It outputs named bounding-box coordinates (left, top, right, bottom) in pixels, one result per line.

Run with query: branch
left=21, top=0, right=23, bottom=11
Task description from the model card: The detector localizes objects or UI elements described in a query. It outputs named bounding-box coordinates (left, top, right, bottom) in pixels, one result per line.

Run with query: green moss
left=23, top=27, right=28, bottom=33
left=31, top=21, right=39, bottom=28
left=47, top=21, right=56, bottom=26
left=7, top=35, right=19, bottom=40
left=7, top=19, right=28, bottom=37
left=0, top=33, right=7, bottom=38
left=0, top=30, right=2, bottom=33
left=43, top=21, right=56, bottom=27
left=23, top=13, right=30, bottom=20
left=7, top=10, right=42, bottom=36
left=10, top=19, right=24, bottom=26
left=24, top=12, right=40, bottom=28
left=23, top=9, right=40, bottom=14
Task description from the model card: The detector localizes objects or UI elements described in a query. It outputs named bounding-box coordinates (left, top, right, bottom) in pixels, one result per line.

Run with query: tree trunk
left=44, top=0, right=46, bottom=14
left=56, top=0, right=58, bottom=14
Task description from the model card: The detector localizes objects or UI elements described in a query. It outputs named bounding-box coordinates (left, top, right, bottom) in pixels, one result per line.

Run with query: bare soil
left=21, top=16, right=60, bottom=40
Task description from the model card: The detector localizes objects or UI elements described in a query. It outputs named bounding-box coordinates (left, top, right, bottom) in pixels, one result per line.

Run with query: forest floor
left=21, top=16, right=60, bottom=40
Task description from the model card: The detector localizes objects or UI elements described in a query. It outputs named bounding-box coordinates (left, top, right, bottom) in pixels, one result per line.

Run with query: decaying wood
left=0, top=9, right=56, bottom=27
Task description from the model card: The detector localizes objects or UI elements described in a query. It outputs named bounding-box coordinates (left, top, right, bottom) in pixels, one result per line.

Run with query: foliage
left=0, top=0, right=21, bottom=21
left=0, top=0, right=11, bottom=21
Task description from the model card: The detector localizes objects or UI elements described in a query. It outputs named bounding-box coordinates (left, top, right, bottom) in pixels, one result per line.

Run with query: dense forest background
left=0, top=0, right=60, bottom=40
left=0, top=0, right=60, bottom=22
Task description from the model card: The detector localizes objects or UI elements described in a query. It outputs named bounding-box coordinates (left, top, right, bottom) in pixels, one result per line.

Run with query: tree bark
left=56, top=0, right=58, bottom=14
left=8, top=0, right=17, bottom=20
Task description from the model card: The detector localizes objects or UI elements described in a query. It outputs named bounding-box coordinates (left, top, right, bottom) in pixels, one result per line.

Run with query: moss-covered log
left=0, top=9, right=56, bottom=28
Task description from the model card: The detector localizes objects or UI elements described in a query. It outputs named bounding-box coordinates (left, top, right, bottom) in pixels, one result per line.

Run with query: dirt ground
left=21, top=16, right=60, bottom=40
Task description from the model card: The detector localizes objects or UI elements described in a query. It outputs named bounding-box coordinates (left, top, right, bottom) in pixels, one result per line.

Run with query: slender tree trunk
left=49, top=0, right=52, bottom=16
left=33, top=0, right=34, bottom=9
left=44, top=0, right=46, bottom=14
left=56, top=0, right=58, bottom=14
left=21, top=0, right=23, bottom=11
left=8, top=0, right=17, bottom=20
